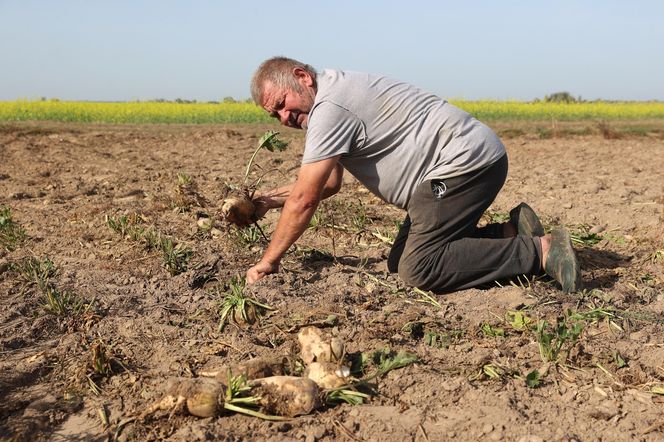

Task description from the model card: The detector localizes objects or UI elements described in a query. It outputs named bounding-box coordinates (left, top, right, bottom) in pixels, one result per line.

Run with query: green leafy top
left=258, top=130, right=288, bottom=152
left=244, top=131, right=289, bottom=183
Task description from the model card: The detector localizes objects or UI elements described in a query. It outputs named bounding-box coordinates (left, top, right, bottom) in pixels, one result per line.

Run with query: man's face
left=261, top=68, right=316, bottom=129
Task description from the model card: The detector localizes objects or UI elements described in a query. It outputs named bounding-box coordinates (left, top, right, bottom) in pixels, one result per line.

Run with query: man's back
left=303, top=69, right=505, bottom=208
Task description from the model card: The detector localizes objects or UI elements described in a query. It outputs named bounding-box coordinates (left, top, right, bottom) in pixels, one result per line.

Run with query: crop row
left=1, top=99, right=664, bottom=124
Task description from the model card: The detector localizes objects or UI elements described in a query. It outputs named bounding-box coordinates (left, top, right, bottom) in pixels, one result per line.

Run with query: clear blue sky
left=1, top=0, right=662, bottom=102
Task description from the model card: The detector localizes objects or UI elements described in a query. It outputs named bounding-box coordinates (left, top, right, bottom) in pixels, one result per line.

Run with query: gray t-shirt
left=302, top=69, right=505, bottom=209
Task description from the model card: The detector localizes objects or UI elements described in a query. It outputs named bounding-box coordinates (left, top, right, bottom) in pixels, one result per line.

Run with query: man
left=244, top=56, right=582, bottom=293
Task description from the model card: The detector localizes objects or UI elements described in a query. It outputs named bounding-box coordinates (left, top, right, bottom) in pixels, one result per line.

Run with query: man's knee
left=397, top=258, right=427, bottom=288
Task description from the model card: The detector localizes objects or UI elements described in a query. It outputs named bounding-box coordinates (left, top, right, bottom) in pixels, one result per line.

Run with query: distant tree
left=544, top=92, right=577, bottom=103
left=222, top=96, right=237, bottom=103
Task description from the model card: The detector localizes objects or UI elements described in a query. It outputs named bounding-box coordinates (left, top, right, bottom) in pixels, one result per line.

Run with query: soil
left=1, top=122, right=663, bottom=442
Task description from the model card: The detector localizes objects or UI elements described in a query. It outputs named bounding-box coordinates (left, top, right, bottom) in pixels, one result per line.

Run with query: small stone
left=589, top=400, right=619, bottom=420
left=589, top=224, right=607, bottom=234
left=482, top=423, right=494, bottom=434
left=441, top=377, right=463, bottom=391
left=197, top=217, right=212, bottom=229
left=490, top=430, right=504, bottom=441
left=23, top=395, right=57, bottom=417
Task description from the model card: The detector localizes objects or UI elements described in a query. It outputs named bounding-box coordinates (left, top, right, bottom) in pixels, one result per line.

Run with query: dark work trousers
left=387, top=154, right=542, bottom=293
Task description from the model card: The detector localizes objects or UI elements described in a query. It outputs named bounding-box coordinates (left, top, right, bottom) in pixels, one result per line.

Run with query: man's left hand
left=246, top=260, right=279, bottom=284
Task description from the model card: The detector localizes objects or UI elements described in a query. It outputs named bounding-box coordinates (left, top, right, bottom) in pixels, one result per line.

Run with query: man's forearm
left=260, top=196, right=318, bottom=265
left=255, top=164, right=342, bottom=211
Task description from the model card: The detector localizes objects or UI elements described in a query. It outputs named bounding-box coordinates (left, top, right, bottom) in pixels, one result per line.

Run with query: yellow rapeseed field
left=1, top=99, right=663, bottom=124
left=0, top=100, right=270, bottom=124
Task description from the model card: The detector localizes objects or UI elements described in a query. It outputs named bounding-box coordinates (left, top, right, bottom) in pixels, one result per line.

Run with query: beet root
left=221, top=189, right=256, bottom=226
left=250, top=376, right=322, bottom=417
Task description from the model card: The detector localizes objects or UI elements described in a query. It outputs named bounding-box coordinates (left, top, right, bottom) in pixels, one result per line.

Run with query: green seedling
left=403, top=321, right=464, bottom=348
left=484, top=210, right=510, bottom=225
left=568, top=305, right=626, bottom=333
left=177, top=171, right=191, bottom=186
left=350, top=201, right=370, bottom=231
left=13, top=256, right=94, bottom=317
left=363, top=348, right=418, bottom=379
left=535, top=316, right=584, bottom=363
left=244, top=130, right=289, bottom=184
left=651, top=250, right=664, bottom=263
left=423, top=330, right=464, bottom=348
left=43, top=286, right=89, bottom=317
left=308, top=209, right=326, bottom=230
left=106, top=214, right=135, bottom=237
left=569, top=225, right=603, bottom=246
left=0, top=205, right=27, bottom=251
left=344, top=348, right=417, bottom=398
left=525, top=370, right=542, bottom=388
left=481, top=323, right=505, bottom=338
left=218, top=276, right=274, bottom=330
left=506, top=310, right=533, bottom=331
left=612, top=350, right=627, bottom=369
left=106, top=214, right=192, bottom=275
left=160, top=237, right=193, bottom=276
left=232, top=224, right=265, bottom=246
left=13, top=256, right=56, bottom=292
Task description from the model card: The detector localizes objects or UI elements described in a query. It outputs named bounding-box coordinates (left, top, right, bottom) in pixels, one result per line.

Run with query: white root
left=298, top=326, right=345, bottom=365
left=305, top=361, right=351, bottom=389
left=250, top=376, right=322, bottom=417
left=221, top=190, right=255, bottom=226
left=140, top=377, right=224, bottom=419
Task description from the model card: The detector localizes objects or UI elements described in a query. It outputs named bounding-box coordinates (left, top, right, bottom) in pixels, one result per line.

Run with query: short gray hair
left=250, top=56, right=317, bottom=105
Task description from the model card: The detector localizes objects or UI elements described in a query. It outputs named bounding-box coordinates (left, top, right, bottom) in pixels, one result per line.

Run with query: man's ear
left=293, top=67, right=314, bottom=87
